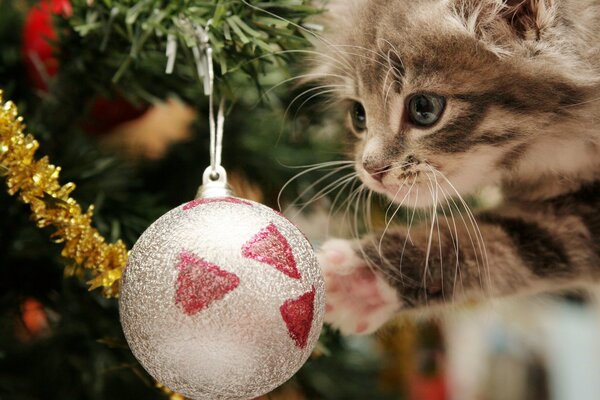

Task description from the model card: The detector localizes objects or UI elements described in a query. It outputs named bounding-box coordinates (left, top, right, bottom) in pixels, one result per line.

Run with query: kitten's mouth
left=364, top=171, right=425, bottom=198
left=398, top=171, right=421, bottom=180
left=381, top=170, right=439, bottom=207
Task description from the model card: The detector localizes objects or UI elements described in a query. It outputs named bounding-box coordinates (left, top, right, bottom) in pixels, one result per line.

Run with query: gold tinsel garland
left=0, top=91, right=128, bottom=298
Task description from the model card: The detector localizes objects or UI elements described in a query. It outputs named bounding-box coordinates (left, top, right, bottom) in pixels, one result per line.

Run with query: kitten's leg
left=319, top=211, right=597, bottom=334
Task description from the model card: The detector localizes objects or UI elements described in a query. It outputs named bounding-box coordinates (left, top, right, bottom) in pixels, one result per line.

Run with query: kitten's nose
left=363, top=163, right=390, bottom=183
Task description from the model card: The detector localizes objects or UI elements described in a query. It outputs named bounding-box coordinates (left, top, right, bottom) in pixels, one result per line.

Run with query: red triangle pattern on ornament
left=175, top=251, right=240, bottom=316
left=241, top=223, right=300, bottom=279
left=280, top=287, right=315, bottom=349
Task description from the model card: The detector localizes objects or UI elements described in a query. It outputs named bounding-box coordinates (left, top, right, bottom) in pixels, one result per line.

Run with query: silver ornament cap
left=119, top=188, right=325, bottom=400
left=196, top=166, right=233, bottom=199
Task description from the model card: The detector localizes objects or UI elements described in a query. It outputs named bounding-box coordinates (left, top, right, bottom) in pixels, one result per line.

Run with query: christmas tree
left=0, top=1, right=434, bottom=398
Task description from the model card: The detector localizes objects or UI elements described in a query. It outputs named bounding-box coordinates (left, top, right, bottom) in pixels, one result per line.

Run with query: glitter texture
left=175, top=251, right=240, bottom=316
left=119, top=197, right=324, bottom=400
left=242, top=223, right=300, bottom=279
left=183, top=196, right=252, bottom=210
left=280, top=287, right=315, bottom=349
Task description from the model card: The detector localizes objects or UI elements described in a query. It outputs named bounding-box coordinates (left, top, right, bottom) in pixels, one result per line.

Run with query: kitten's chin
left=385, top=185, right=438, bottom=209
left=367, top=182, right=441, bottom=209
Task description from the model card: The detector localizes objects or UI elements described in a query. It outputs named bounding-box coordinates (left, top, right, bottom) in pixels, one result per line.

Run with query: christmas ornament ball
left=119, top=196, right=325, bottom=400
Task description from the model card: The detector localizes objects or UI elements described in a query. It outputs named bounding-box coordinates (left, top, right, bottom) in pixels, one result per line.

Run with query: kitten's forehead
left=326, top=1, right=555, bottom=131
left=329, top=0, right=483, bottom=94
left=319, top=0, right=588, bottom=115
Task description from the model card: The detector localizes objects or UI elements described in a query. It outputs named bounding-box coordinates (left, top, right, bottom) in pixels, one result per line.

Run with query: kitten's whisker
left=559, top=95, right=600, bottom=109
left=443, top=180, right=491, bottom=293
left=327, top=174, right=359, bottom=236
left=336, top=179, right=360, bottom=217
left=331, top=44, right=390, bottom=62
left=422, top=175, right=439, bottom=301
left=286, top=84, right=347, bottom=115
left=373, top=183, right=432, bottom=285
left=260, top=72, right=351, bottom=101
left=331, top=180, right=363, bottom=244
left=326, top=45, right=390, bottom=70
left=424, top=172, right=441, bottom=301
left=255, top=49, right=355, bottom=76
left=378, top=38, right=405, bottom=73
left=365, top=189, right=375, bottom=234
left=378, top=40, right=405, bottom=106
left=383, top=174, right=411, bottom=223
left=399, top=176, right=419, bottom=284
left=437, top=182, right=483, bottom=290
left=384, top=77, right=400, bottom=107
left=428, top=165, right=489, bottom=296
left=345, top=185, right=365, bottom=244
left=353, top=188, right=367, bottom=242
left=355, top=190, right=403, bottom=284
left=413, top=187, right=422, bottom=287
left=279, top=160, right=354, bottom=170
left=431, top=168, right=492, bottom=294
left=296, top=177, right=358, bottom=214
left=291, top=172, right=358, bottom=218
left=361, top=189, right=370, bottom=233
left=432, top=172, right=448, bottom=301
left=426, top=169, right=478, bottom=260
left=353, top=191, right=381, bottom=275
left=341, top=182, right=364, bottom=228
left=381, top=66, right=395, bottom=103
left=378, top=185, right=404, bottom=254
left=386, top=161, right=417, bottom=173
left=287, top=167, right=355, bottom=212
left=225, top=2, right=359, bottom=77
left=278, top=162, right=354, bottom=210
left=239, top=0, right=358, bottom=71
left=377, top=40, right=404, bottom=104
left=431, top=169, right=462, bottom=302
left=288, top=88, right=346, bottom=123
left=379, top=176, right=413, bottom=255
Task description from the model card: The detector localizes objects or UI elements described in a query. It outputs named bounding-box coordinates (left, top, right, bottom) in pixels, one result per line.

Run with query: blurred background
left=1, top=1, right=600, bottom=399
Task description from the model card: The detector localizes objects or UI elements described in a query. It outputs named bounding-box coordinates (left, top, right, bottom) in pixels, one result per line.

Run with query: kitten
left=310, top=0, right=600, bottom=335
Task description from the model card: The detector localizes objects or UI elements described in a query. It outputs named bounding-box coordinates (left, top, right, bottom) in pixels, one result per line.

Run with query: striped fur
left=311, top=0, right=600, bottom=334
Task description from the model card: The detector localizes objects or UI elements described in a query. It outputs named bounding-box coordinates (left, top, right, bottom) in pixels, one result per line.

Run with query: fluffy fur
left=309, top=0, right=600, bottom=334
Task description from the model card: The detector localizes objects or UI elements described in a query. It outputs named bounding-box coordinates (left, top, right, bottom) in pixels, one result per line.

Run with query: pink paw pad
left=355, top=322, right=369, bottom=334
left=325, top=249, right=347, bottom=264
left=318, top=239, right=401, bottom=335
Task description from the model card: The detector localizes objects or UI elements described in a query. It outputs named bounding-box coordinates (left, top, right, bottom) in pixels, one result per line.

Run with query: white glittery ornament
left=119, top=189, right=325, bottom=400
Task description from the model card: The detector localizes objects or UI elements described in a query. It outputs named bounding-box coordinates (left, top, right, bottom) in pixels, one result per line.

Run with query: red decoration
left=175, top=251, right=240, bottom=316
left=183, top=196, right=252, bottom=211
left=242, top=223, right=300, bottom=279
left=280, top=288, right=315, bottom=349
left=409, top=372, right=448, bottom=400
left=82, top=95, right=148, bottom=135
left=22, top=1, right=148, bottom=134
left=22, top=0, right=72, bottom=91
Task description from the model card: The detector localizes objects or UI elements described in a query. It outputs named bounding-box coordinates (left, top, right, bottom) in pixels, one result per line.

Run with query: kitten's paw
left=317, top=239, right=401, bottom=335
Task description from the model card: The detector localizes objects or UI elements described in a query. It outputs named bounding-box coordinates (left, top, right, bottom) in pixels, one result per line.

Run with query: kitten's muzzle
left=363, top=163, right=391, bottom=183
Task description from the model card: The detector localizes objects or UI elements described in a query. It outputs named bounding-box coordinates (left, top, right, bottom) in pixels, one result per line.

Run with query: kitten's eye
left=350, top=101, right=367, bottom=132
left=407, top=94, right=446, bottom=127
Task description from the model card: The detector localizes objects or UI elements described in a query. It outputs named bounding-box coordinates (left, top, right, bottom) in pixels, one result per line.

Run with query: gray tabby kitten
left=312, top=0, right=600, bottom=335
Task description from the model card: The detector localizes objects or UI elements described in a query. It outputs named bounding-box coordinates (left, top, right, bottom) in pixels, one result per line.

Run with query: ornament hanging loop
left=197, top=165, right=233, bottom=199
left=186, top=21, right=231, bottom=199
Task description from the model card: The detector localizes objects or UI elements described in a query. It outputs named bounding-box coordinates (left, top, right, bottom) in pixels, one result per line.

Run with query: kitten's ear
left=453, top=0, right=556, bottom=42
left=502, top=0, right=556, bottom=40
